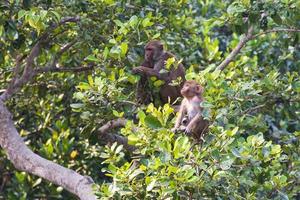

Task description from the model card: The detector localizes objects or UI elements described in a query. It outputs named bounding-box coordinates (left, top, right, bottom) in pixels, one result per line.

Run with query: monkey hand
left=132, top=66, right=144, bottom=74
left=172, top=126, right=186, bottom=133
left=171, top=127, right=178, bottom=133
left=184, top=126, right=193, bottom=136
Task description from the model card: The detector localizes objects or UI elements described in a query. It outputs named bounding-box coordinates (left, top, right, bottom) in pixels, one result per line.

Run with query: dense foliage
left=0, top=0, right=299, bottom=199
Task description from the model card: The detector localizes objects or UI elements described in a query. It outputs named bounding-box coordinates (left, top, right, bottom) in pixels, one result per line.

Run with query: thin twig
left=35, top=64, right=95, bottom=73
left=215, top=27, right=300, bottom=71
left=216, top=26, right=254, bottom=71
left=0, top=17, right=81, bottom=102
left=50, top=40, right=78, bottom=68
left=251, top=28, right=300, bottom=39
left=242, top=104, right=266, bottom=115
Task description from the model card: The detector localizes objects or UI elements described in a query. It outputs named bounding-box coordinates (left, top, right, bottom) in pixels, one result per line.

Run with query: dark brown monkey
left=173, top=80, right=209, bottom=141
left=133, top=40, right=185, bottom=104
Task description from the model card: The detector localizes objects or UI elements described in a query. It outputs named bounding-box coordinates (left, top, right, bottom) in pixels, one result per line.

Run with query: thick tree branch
left=0, top=102, right=97, bottom=200
left=0, top=16, right=97, bottom=199
left=97, top=118, right=136, bottom=151
left=216, top=27, right=300, bottom=71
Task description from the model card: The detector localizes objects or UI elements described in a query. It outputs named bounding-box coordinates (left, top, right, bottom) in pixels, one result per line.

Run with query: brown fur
left=133, top=40, right=185, bottom=104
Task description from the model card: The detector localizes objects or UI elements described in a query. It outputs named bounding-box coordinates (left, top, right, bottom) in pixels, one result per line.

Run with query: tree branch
left=0, top=16, right=98, bottom=200
left=216, top=26, right=254, bottom=71
left=251, top=28, right=300, bottom=39
left=0, top=17, right=81, bottom=102
left=0, top=101, right=97, bottom=200
left=50, top=40, right=78, bottom=68
left=215, top=27, right=300, bottom=71
left=36, top=64, right=95, bottom=73
left=97, top=118, right=136, bottom=151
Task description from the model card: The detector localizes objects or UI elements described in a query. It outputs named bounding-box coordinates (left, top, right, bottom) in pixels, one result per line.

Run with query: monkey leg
left=136, top=76, right=152, bottom=105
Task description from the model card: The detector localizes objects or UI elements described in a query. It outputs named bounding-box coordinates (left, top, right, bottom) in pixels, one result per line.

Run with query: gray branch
left=97, top=118, right=136, bottom=151
left=0, top=16, right=98, bottom=200
left=0, top=102, right=97, bottom=200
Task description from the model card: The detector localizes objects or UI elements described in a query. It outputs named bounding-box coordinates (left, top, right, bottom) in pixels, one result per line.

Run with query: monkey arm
left=174, top=100, right=187, bottom=129
left=132, top=66, right=169, bottom=81
left=141, top=60, right=153, bottom=68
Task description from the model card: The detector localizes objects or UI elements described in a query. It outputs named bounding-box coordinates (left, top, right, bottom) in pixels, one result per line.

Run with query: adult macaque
left=133, top=40, right=185, bottom=104
left=173, top=80, right=209, bottom=141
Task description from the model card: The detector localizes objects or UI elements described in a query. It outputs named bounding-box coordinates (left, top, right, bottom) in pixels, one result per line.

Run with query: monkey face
left=181, top=81, right=203, bottom=98
left=144, top=47, right=153, bottom=61
left=144, top=41, right=163, bottom=61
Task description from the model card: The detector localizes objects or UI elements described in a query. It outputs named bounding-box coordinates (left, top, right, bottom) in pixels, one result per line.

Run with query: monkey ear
left=196, top=86, right=203, bottom=94
left=158, top=43, right=163, bottom=51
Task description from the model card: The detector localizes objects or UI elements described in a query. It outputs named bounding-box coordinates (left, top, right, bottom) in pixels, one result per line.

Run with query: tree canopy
left=0, top=0, right=299, bottom=199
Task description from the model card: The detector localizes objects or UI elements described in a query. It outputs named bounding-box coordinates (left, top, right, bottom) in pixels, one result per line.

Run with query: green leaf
left=152, top=33, right=160, bottom=39
left=88, top=75, right=94, bottom=86
left=173, top=136, right=190, bottom=159
left=114, top=20, right=123, bottom=27
left=137, top=110, right=146, bottom=125
left=103, top=47, right=109, bottom=60
left=271, top=14, right=282, bottom=25
left=85, top=55, right=99, bottom=62
left=77, top=82, right=91, bottom=90
left=18, top=10, right=27, bottom=19
left=112, top=110, right=124, bottom=117
left=146, top=179, right=156, bottom=191
left=144, top=115, right=162, bottom=129
left=70, top=103, right=84, bottom=109
left=227, top=3, right=246, bottom=15
left=142, top=18, right=154, bottom=27
left=0, top=25, right=4, bottom=36
left=15, top=172, right=26, bottom=183
left=220, top=159, right=234, bottom=170
left=46, top=142, right=53, bottom=155
left=80, top=111, right=91, bottom=120
left=50, top=11, right=61, bottom=22
left=129, top=169, right=144, bottom=181
left=115, top=145, right=123, bottom=154
left=153, top=80, right=164, bottom=87
left=270, top=144, right=281, bottom=155
left=74, top=92, right=84, bottom=100
left=129, top=15, right=139, bottom=28
left=226, top=127, right=239, bottom=136
left=32, top=178, right=42, bottom=187
left=120, top=42, right=128, bottom=56
left=231, top=148, right=241, bottom=158
left=40, top=10, right=48, bottom=20
left=128, top=134, right=139, bottom=145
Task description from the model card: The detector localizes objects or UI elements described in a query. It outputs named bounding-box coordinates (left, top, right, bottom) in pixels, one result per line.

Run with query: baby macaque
left=173, top=80, right=209, bottom=141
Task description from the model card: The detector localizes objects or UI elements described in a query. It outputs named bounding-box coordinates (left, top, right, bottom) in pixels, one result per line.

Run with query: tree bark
left=0, top=101, right=97, bottom=200
left=97, top=118, right=136, bottom=151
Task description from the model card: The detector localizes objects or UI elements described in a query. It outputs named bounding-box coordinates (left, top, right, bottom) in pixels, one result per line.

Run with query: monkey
left=135, top=51, right=155, bottom=105
left=172, top=80, right=209, bottom=141
left=132, top=40, right=185, bottom=105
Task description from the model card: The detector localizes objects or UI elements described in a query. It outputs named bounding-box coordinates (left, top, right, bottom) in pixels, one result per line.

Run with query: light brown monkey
left=173, top=80, right=209, bottom=141
left=133, top=40, right=185, bottom=104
